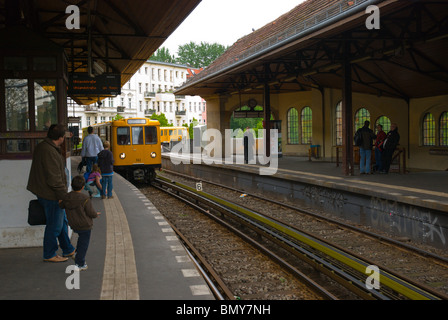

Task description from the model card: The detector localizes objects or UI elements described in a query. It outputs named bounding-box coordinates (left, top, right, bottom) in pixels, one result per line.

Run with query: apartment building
left=67, top=60, right=206, bottom=130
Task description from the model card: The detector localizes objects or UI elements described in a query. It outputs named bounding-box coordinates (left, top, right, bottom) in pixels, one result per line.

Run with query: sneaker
left=74, top=264, right=88, bottom=271
left=108, top=196, right=114, bottom=199
left=92, top=193, right=101, bottom=198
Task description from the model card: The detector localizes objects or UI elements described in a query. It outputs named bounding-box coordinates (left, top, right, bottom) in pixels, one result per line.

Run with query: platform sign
left=68, top=74, right=121, bottom=95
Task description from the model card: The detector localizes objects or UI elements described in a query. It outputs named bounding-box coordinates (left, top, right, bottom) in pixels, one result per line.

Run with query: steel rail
left=155, top=176, right=446, bottom=300
left=156, top=177, right=387, bottom=300
left=153, top=178, right=338, bottom=300
left=161, top=168, right=448, bottom=267
left=167, top=219, right=232, bottom=300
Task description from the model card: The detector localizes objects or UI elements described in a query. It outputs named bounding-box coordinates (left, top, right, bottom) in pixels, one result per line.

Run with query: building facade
left=68, top=60, right=206, bottom=131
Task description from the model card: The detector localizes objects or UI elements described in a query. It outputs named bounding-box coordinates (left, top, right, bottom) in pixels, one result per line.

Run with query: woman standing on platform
left=374, top=124, right=387, bottom=173
left=381, top=123, right=400, bottom=174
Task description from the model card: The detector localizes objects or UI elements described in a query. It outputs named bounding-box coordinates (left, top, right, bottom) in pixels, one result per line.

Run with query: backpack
left=354, top=129, right=363, bottom=146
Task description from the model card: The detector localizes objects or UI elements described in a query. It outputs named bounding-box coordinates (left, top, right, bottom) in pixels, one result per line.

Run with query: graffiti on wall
left=301, top=184, right=447, bottom=248
left=303, top=186, right=346, bottom=212
left=370, top=196, right=446, bottom=246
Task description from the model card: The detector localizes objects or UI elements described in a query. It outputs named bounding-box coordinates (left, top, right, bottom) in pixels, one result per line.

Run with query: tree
left=183, top=117, right=199, bottom=139
left=150, top=113, right=172, bottom=127
left=149, top=47, right=176, bottom=63
left=176, top=42, right=227, bottom=68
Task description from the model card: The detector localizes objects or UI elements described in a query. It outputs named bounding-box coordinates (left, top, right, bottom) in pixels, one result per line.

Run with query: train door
left=130, top=126, right=145, bottom=164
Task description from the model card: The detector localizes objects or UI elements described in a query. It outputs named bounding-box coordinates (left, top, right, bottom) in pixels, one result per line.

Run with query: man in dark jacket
left=355, top=120, right=376, bottom=174
left=381, top=123, right=400, bottom=174
left=59, top=175, right=99, bottom=271
left=27, top=124, right=75, bottom=262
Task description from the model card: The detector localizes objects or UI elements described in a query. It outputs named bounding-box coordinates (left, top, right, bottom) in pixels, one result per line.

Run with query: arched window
left=287, top=108, right=299, bottom=144
left=422, top=113, right=435, bottom=146
left=301, top=106, right=312, bottom=144
left=439, top=111, right=448, bottom=146
left=354, top=108, right=370, bottom=131
left=375, top=116, right=391, bottom=133
left=335, top=101, right=342, bottom=146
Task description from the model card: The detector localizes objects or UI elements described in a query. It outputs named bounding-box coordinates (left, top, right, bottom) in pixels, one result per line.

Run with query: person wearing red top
left=374, top=124, right=387, bottom=173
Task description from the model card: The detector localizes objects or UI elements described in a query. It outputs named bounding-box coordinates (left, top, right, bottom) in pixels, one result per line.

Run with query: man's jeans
left=359, top=148, right=372, bottom=174
left=38, top=197, right=75, bottom=259
left=85, top=156, right=97, bottom=173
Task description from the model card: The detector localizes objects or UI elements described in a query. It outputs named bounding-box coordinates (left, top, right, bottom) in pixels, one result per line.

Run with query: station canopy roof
left=0, top=0, right=201, bottom=105
left=176, top=0, right=448, bottom=101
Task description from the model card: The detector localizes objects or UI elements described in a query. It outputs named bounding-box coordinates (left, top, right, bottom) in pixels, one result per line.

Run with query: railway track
left=143, top=179, right=334, bottom=300
left=141, top=172, right=446, bottom=299
left=158, top=170, right=448, bottom=295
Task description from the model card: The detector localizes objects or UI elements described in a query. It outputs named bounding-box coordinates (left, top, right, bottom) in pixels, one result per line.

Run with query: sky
left=162, top=0, right=306, bottom=55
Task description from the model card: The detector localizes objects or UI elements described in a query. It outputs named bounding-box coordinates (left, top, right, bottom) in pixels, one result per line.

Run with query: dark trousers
left=74, top=229, right=91, bottom=266
left=85, top=156, right=97, bottom=173
left=382, top=148, right=394, bottom=173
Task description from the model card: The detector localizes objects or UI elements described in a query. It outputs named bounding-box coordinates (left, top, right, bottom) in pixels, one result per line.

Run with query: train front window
left=145, top=126, right=157, bottom=145
left=132, top=126, right=144, bottom=145
left=117, top=127, right=130, bottom=145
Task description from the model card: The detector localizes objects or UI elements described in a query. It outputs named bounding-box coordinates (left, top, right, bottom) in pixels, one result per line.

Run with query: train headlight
left=151, top=152, right=157, bottom=158
left=120, top=152, right=126, bottom=159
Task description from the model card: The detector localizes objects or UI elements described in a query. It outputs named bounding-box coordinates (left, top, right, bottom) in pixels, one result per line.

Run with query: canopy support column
left=342, top=41, right=354, bottom=176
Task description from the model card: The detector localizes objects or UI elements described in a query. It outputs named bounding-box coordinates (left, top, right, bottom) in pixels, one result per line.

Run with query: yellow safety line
left=160, top=176, right=441, bottom=300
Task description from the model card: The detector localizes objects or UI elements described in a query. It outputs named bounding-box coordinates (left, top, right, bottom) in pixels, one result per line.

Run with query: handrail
left=335, top=146, right=407, bottom=174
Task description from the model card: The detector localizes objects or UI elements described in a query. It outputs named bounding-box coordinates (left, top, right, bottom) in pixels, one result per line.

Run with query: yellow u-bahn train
left=160, top=126, right=189, bottom=145
left=82, top=118, right=161, bottom=182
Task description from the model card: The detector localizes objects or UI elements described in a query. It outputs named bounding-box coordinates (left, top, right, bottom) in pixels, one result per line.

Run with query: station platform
left=245, top=155, right=448, bottom=211
left=0, top=156, right=214, bottom=300
left=164, top=153, right=448, bottom=210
